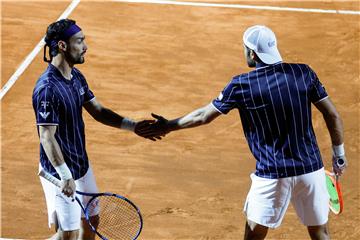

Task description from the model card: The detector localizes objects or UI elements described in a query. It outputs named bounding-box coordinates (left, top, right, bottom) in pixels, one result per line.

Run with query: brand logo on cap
left=268, top=41, right=276, bottom=48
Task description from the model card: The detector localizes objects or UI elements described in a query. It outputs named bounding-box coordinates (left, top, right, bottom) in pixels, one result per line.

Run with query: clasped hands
left=134, top=113, right=170, bottom=141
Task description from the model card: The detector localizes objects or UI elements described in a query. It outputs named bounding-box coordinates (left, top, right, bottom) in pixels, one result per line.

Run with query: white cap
left=243, top=25, right=282, bottom=64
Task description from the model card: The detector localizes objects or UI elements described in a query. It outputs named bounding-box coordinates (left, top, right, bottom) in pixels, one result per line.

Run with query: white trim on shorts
left=39, top=163, right=99, bottom=231
left=243, top=167, right=329, bottom=228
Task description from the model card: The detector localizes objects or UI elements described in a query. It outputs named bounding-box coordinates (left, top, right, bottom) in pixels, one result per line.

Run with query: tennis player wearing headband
left=33, top=19, right=156, bottom=240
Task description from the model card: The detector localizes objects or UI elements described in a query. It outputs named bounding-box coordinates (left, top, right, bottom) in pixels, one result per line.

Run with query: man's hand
left=151, top=113, right=169, bottom=132
left=61, top=178, right=76, bottom=197
left=332, top=156, right=347, bottom=177
left=134, top=119, right=166, bottom=141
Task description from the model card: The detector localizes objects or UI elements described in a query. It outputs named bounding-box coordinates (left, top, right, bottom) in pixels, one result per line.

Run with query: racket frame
left=325, top=170, right=343, bottom=215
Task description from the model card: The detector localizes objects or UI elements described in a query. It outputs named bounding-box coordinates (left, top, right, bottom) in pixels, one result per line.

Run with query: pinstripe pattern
left=212, top=62, right=327, bottom=178
left=32, top=64, right=95, bottom=180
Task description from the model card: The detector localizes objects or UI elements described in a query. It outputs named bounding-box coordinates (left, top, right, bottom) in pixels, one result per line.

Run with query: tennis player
left=32, top=19, right=155, bottom=240
left=146, top=25, right=347, bottom=240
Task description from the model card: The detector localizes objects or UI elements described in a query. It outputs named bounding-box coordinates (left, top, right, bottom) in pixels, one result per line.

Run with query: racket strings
left=87, top=195, right=141, bottom=240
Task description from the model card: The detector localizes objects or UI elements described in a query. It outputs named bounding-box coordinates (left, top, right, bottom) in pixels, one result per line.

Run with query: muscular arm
left=84, top=98, right=126, bottom=129
left=39, top=125, right=75, bottom=196
left=166, top=103, right=222, bottom=132
left=39, top=125, right=67, bottom=167
left=314, top=97, right=347, bottom=175
left=314, top=97, right=343, bottom=145
left=84, top=98, right=160, bottom=140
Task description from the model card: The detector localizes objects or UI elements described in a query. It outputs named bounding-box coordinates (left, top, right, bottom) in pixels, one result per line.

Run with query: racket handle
left=39, top=169, right=76, bottom=202
left=38, top=169, right=62, bottom=188
left=336, top=158, right=346, bottom=168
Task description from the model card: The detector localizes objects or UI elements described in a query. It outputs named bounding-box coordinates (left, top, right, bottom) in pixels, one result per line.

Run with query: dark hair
left=43, top=19, right=76, bottom=62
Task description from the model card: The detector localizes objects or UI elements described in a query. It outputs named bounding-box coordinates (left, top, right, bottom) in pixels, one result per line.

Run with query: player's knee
left=58, top=230, right=79, bottom=240
left=307, top=224, right=330, bottom=240
left=79, top=228, right=95, bottom=240
left=79, top=215, right=99, bottom=240
left=244, top=219, right=268, bottom=240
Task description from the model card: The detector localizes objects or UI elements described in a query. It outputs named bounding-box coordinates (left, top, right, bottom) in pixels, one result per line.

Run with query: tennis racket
left=39, top=169, right=143, bottom=240
left=325, top=169, right=344, bottom=215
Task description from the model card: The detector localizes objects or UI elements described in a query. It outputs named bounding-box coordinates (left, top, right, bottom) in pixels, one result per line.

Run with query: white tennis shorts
left=243, top=167, right=329, bottom=228
left=39, top=164, right=99, bottom=231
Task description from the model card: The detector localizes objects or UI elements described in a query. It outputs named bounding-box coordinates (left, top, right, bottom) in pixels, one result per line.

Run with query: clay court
left=1, top=0, right=359, bottom=239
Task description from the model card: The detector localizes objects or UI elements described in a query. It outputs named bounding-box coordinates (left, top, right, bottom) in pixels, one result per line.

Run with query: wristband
left=332, top=143, right=345, bottom=157
left=121, top=118, right=136, bottom=132
left=54, top=162, right=72, bottom=180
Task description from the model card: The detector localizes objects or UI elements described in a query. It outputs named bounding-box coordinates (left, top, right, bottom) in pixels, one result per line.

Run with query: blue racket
left=39, top=169, right=143, bottom=240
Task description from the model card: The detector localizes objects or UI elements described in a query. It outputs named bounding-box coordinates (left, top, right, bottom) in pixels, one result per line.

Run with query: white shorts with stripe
left=39, top=164, right=99, bottom=231
left=243, top=167, right=329, bottom=228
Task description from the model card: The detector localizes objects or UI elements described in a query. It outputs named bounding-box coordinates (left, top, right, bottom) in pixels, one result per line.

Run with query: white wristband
left=121, top=118, right=136, bottom=132
left=332, top=143, right=345, bottom=157
left=54, top=162, right=72, bottom=180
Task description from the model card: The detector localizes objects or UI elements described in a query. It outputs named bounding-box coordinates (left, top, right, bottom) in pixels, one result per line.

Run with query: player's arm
left=39, top=125, right=75, bottom=197
left=150, top=103, right=221, bottom=135
left=314, top=97, right=347, bottom=175
left=84, top=98, right=132, bottom=129
left=168, top=103, right=221, bottom=131
left=314, top=98, right=343, bottom=145
left=83, top=98, right=159, bottom=140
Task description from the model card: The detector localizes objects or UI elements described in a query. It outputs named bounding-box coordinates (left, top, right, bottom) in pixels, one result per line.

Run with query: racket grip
left=336, top=158, right=346, bottom=168
left=38, top=169, right=62, bottom=188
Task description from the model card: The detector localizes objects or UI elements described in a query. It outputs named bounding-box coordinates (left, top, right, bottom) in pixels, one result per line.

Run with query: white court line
left=0, top=0, right=81, bottom=100
left=2, top=0, right=358, bottom=101
left=0, top=239, right=24, bottom=240
left=113, top=0, right=360, bottom=15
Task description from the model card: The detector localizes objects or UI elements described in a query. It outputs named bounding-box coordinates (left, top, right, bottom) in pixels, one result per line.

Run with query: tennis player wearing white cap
left=147, top=25, right=347, bottom=239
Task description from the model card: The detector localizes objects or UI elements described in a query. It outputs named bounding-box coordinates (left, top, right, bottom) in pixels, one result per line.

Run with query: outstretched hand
left=134, top=120, right=161, bottom=141
left=151, top=112, right=169, bottom=126
left=134, top=114, right=170, bottom=141
left=151, top=113, right=170, bottom=134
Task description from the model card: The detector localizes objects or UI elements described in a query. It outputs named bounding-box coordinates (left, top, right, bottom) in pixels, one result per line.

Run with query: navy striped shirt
left=33, top=64, right=95, bottom=180
left=212, top=62, right=328, bottom=179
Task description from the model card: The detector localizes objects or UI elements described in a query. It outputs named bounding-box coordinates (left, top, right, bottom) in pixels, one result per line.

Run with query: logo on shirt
left=41, top=101, right=49, bottom=108
left=79, top=87, right=85, bottom=95
left=39, top=112, right=50, bottom=120
left=217, top=92, right=224, bottom=101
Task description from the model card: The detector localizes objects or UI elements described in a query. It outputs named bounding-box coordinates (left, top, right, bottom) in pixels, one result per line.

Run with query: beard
left=65, top=50, right=85, bottom=65
left=78, top=55, right=85, bottom=64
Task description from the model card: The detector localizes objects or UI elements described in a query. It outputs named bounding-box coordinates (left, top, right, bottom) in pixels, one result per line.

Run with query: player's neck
left=51, top=56, right=73, bottom=81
